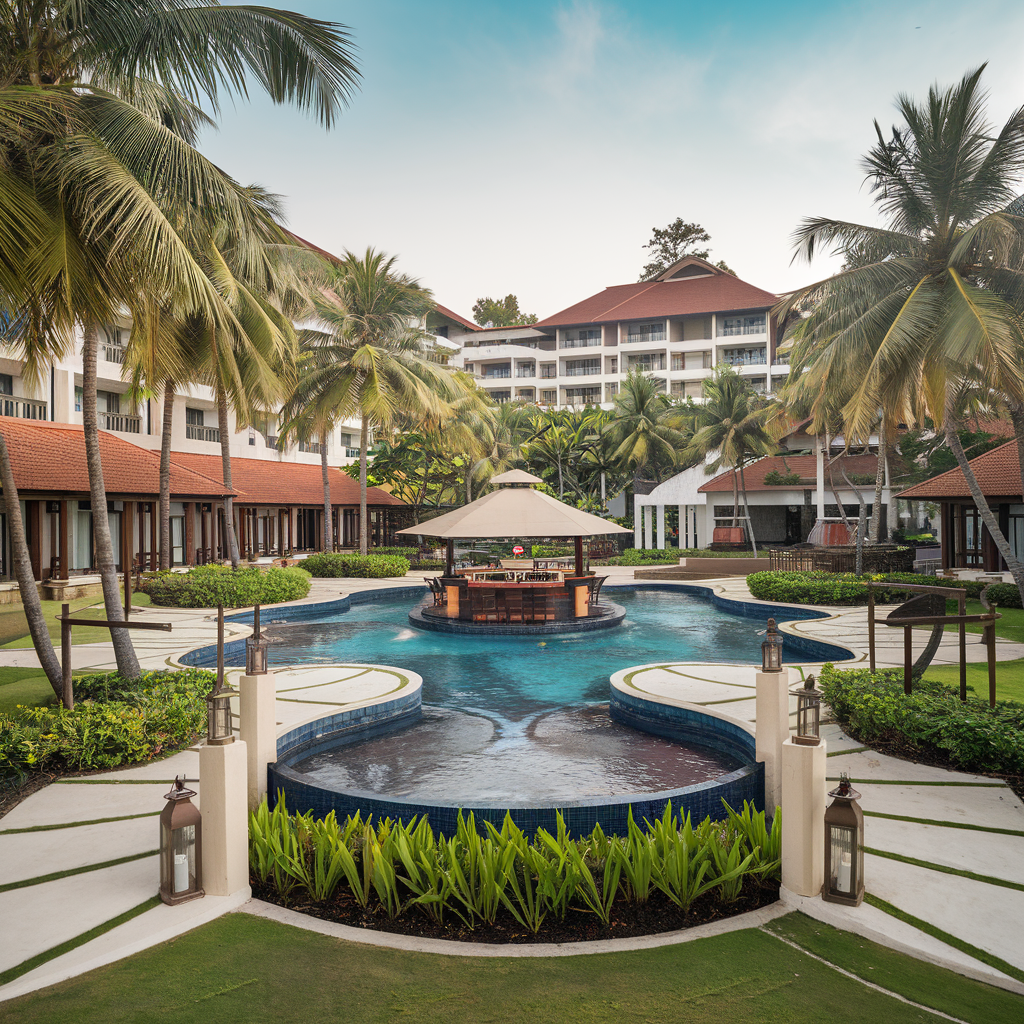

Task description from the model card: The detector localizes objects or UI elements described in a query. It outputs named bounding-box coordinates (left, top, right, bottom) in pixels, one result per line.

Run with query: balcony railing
left=515, top=369, right=536, bottom=378
left=102, top=343, right=125, bottom=364
left=101, top=412, right=141, bottom=433
left=185, top=423, right=220, bottom=442
left=0, top=397, right=47, bottom=420
left=627, top=361, right=666, bottom=372
left=560, top=338, right=601, bottom=349
left=482, top=368, right=511, bottom=379
left=298, top=440, right=322, bottom=454
left=720, top=352, right=767, bottom=366
left=564, top=364, right=600, bottom=377
left=540, top=369, right=557, bottom=379
left=345, top=447, right=360, bottom=459
left=624, top=331, right=666, bottom=344
left=264, top=434, right=279, bottom=449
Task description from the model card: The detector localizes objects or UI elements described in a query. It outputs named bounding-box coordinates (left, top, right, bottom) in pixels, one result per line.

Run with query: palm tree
left=0, top=2, right=360, bottom=674
left=281, top=250, right=469, bottom=554
left=776, top=66, right=1024, bottom=595
left=602, top=371, right=691, bottom=495
left=465, top=398, right=535, bottom=501
left=687, top=367, right=775, bottom=553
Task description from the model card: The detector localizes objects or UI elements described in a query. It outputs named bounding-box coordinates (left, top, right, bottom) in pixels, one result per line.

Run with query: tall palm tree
left=776, top=66, right=1024, bottom=595
left=281, top=250, right=470, bottom=554
left=686, top=367, right=775, bottom=552
left=0, top=2, right=360, bottom=674
left=602, top=370, right=691, bottom=495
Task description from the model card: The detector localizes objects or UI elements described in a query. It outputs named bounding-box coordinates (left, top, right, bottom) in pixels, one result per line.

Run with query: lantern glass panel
left=245, top=638, right=268, bottom=675
left=796, top=693, right=820, bottom=742
left=828, top=824, right=856, bottom=896
left=171, top=823, right=196, bottom=894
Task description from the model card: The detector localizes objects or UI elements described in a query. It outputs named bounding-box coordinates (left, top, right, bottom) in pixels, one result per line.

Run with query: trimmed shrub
left=746, top=570, right=995, bottom=606
left=985, top=582, right=1023, bottom=609
left=0, top=668, right=213, bottom=778
left=409, top=559, right=446, bottom=571
left=819, top=663, right=1024, bottom=776
left=301, top=552, right=410, bottom=579
left=608, top=547, right=679, bottom=566
left=145, top=565, right=310, bottom=608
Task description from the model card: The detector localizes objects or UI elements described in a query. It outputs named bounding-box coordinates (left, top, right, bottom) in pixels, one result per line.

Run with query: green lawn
left=942, top=600, right=1024, bottom=644
left=0, top=666, right=59, bottom=713
left=2, top=911, right=1020, bottom=1024
left=0, top=589, right=151, bottom=650
left=923, top=657, right=1024, bottom=704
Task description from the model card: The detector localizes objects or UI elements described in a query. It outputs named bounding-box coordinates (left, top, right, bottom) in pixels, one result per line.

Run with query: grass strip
left=864, top=892, right=1024, bottom=986
left=275, top=697, right=353, bottom=706
left=862, top=846, right=1024, bottom=893
left=863, top=810, right=1024, bottom=838
left=54, top=779, right=197, bottom=786
left=825, top=778, right=1007, bottom=787
left=0, top=811, right=160, bottom=836
left=695, top=695, right=757, bottom=706
left=828, top=746, right=872, bottom=756
left=0, top=895, right=161, bottom=988
left=0, top=850, right=158, bottom=894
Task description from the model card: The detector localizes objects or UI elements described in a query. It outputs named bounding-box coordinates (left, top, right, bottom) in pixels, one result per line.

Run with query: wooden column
left=149, top=502, right=158, bottom=570
left=121, top=501, right=133, bottom=575
left=574, top=535, right=584, bottom=579
left=184, top=502, right=195, bottom=565
left=27, top=500, right=41, bottom=581
left=278, top=509, right=284, bottom=555
left=59, top=500, right=71, bottom=579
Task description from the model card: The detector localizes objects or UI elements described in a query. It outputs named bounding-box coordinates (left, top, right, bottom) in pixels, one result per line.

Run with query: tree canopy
left=471, top=294, right=538, bottom=327
left=640, top=218, right=735, bottom=280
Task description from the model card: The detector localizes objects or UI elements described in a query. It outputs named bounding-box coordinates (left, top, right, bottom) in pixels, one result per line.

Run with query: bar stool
left=505, top=590, right=525, bottom=623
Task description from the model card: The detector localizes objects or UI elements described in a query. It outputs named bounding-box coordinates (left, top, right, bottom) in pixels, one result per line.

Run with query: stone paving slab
left=0, top=781, right=200, bottom=831
left=0, top=857, right=158, bottom=973
left=864, top=817, right=1024, bottom=886
left=864, top=853, right=1024, bottom=971
left=851, top=782, right=1024, bottom=831
left=1, top=816, right=159, bottom=885
left=94, top=748, right=200, bottom=783
left=825, top=748, right=999, bottom=785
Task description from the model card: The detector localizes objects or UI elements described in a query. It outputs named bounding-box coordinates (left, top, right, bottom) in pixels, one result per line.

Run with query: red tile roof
left=169, top=453, right=406, bottom=507
left=897, top=441, right=1022, bottom=500
left=698, top=453, right=879, bottom=493
left=0, top=420, right=229, bottom=497
left=433, top=304, right=480, bottom=332
left=534, top=273, right=778, bottom=328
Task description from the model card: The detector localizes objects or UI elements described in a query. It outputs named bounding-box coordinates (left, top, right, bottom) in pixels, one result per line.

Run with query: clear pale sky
left=197, top=0, right=1024, bottom=320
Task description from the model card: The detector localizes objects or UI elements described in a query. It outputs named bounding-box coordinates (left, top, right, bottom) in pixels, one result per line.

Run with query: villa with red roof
left=450, top=256, right=781, bottom=408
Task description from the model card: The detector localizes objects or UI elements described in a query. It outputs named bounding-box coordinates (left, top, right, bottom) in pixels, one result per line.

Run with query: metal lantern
left=823, top=772, right=865, bottom=906
left=793, top=674, right=823, bottom=745
left=761, top=618, right=783, bottom=672
left=206, top=679, right=238, bottom=744
left=245, top=604, right=268, bottom=675
left=159, top=776, right=204, bottom=905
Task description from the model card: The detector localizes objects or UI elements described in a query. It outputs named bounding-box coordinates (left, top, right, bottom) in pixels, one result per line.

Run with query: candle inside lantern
left=838, top=850, right=852, bottom=893
left=173, top=852, right=189, bottom=893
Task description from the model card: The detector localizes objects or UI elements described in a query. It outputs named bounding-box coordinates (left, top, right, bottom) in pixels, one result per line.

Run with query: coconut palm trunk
left=730, top=468, right=739, bottom=527
left=81, top=321, right=140, bottom=678
left=359, top=413, right=369, bottom=555
left=159, top=379, right=174, bottom=570
left=320, top=429, right=332, bottom=552
left=868, top=421, right=886, bottom=544
left=216, top=382, right=241, bottom=567
left=0, top=435, right=63, bottom=698
left=840, top=462, right=867, bottom=574
left=945, top=412, right=1024, bottom=602
left=738, top=458, right=757, bottom=556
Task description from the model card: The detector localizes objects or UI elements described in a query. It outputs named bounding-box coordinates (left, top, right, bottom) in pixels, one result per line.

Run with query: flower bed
left=145, top=565, right=310, bottom=608
left=0, top=668, right=213, bottom=779
left=819, top=663, right=1024, bottom=781
left=301, top=553, right=410, bottom=578
left=250, top=798, right=780, bottom=943
left=746, top=570, right=1006, bottom=606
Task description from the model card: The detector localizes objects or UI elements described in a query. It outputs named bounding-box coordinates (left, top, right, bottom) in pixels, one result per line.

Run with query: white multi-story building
left=449, top=257, right=783, bottom=406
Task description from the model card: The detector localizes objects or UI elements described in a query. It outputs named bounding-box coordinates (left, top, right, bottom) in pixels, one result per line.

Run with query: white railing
left=624, top=332, right=666, bottom=344
left=564, top=364, right=600, bottom=377
left=483, top=369, right=511, bottom=379
left=515, top=369, right=535, bottom=378
left=185, top=423, right=220, bottom=442
left=101, top=412, right=141, bottom=433
left=0, top=397, right=47, bottom=420
left=103, top=344, right=125, bottom=364
left=560, top=338, right=601, bottom=349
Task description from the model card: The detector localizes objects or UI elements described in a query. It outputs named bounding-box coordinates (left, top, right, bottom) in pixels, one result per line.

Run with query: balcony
left=560, top=338, right=601, bottom=350
left=185, top=423, right=221, bottom=443
left=345, top=447, right=360, bottom=459
left=720, top=347, right=767, bottom=367
left=564, top=364, right=600, bottom=377
left=0, top=397, right=47, bottom=420
left=540, top=369, right=557, bottom=379
left=103, top=344, right=125, bottom=364
left=624, top=331, right=666, bottom=344
left=101, top=412, right=141, bottom=433
left=627, top=360, right=666, bottom=373
left=482, top=368, right=511, bottom=379
left=515, top=368, right=536, bottom=378
left=298, top=440, right=322, bottom=454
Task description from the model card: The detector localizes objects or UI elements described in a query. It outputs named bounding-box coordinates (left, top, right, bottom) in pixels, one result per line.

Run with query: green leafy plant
left=145, top=565, right=310, bottom=608
left=746, top=570, right=988, bottom=606
left=301, top=553, right=410, bottom=579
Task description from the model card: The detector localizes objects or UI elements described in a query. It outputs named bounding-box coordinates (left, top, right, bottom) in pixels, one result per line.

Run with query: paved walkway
left=1, top=570, right=1022, bottom=1000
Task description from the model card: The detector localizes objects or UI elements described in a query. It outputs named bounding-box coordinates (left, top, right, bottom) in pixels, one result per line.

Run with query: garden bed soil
left=250, top=877, right=780, bottom=944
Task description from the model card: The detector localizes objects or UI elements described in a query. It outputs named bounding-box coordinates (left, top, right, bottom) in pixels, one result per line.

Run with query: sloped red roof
left=433, top=304, right=480, bottom=332
left=0, top=420, right=230, bottom=497
left=169, top=453, right=405, bottom=507
left=535, top=274, right=778, bottom=328
left=897, top=441, right=1022, bottom=500
left=698, top=453, right=879, bottom=493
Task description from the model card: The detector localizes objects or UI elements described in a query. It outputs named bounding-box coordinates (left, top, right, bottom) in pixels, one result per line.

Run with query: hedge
left=301, top=552, right=410, bottom=578
left=145, top=565, right=311, bottom=608
left=818, top=663, right=1024, bottom=777
left=0, top=668, right=213, bottom=778
left=744, top=570, right=1018, bottom=606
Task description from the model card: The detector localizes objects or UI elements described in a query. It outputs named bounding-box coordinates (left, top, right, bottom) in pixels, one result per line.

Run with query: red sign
left=513, top=545, right=524, bottom=556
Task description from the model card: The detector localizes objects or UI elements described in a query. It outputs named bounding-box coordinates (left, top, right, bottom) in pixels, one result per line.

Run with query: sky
left=196, top=0, right=1024, bottom=321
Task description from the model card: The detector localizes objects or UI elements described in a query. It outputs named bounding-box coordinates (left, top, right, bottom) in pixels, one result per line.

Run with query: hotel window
left=605, top=382, right=618, bottom=399
left=606, top=356, right=617, bottom=374
left=718, top=314, right=766, bottom=337
left=561, top=328, right=601, bottom=349
left=541, top=390, right=557, bottom=403
left=75, top=386, right=83, bottom=412
left=0, top=374, right=12, bottom=396
left=720, top=347, right=766, bottom=366
left=671, top=354, right=683, bottom=370
left=186, top=407, right=205, bottom=426
left=626, top=321, right=666, bottom=343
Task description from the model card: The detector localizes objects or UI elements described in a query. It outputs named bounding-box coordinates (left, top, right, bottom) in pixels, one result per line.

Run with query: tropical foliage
left=250, top=797, right=781, bottom=935
left=301, top=553, right=410, bottom=579
left=144, top=565, right=310, bottom=608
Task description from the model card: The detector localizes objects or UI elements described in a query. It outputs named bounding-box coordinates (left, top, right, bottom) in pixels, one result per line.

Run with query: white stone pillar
left=755, top=667, right=791, bottom=812
left=238, top=672, right=277, bottom=809
left=633, top=494, right=642, bottom=549
left=780, top=736, right=826, bottom=898
left=656, top=505, right=665, bottom=549
left=815, top=437, right=825, bottom=520
left=644, top=504, right=653, bottom=550
left=199, top=739, right=250, bottom=897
